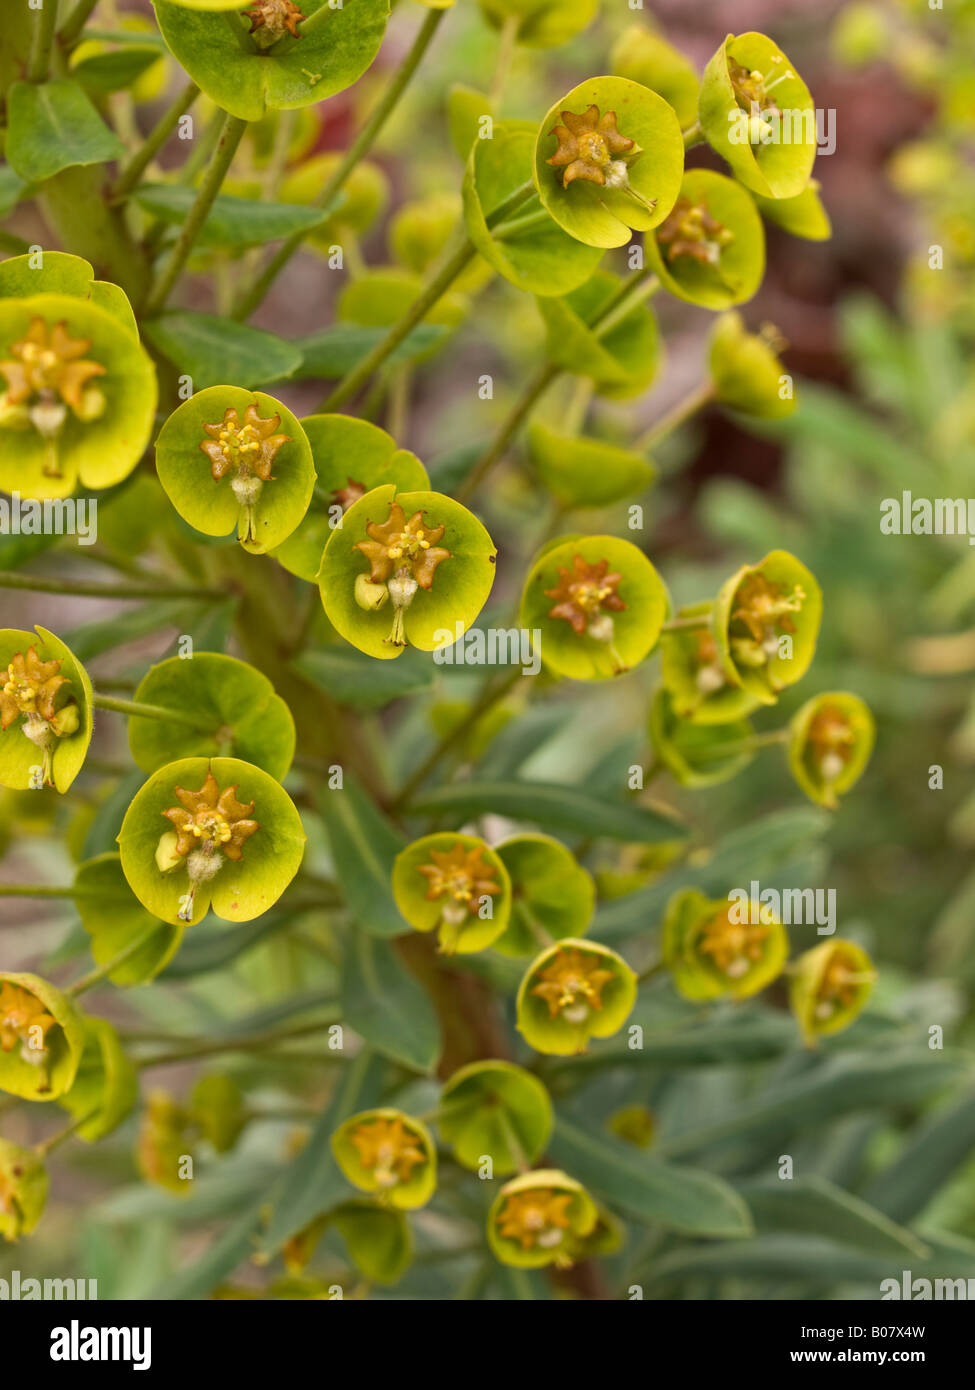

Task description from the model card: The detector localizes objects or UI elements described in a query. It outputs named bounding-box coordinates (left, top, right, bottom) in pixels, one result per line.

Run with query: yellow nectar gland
left=697, top=909, right=770, bottom=981
left=531, top=948, right=614, bottom=1025
left=498, top=1188, right=573, bottom=1252
left=0, top=980, right=56, bottom=1076
left=348, top=1116, right=426, bottom=1190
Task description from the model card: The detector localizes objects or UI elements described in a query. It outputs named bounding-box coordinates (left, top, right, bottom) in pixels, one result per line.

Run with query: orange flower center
left=498, top=1189, right=573, bottom=1250
left=348, top=1118, right=426, bottom=1189
left=531, top=949, right=615, bottom=1023
left=697, top=910, right=770, bottom=979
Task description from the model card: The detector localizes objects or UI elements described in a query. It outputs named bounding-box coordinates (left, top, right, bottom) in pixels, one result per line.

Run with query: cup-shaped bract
left=493, top=833, right=595, bottom=956
left=0, top=971, right=85, bottom=1101
left=752, top=181, right=831, bottom=240
left=392, top=832, right=512, bottom=954
left=463, top=121, right=604, bottom=296
left=790, top=939, right=876, bottom=1045
left=0, top=290, right=156, bottom=500
left=520, top=535, right=668, bottom=681
left=660, top=601, right=763, bottom=724
left=788, top=691, right=876, bottom=809
left=155, top=386, right=315, bottom=555
left=117, top=756, right=305, bottom=927
left=439, top=1060, right=553, bottom=1175
left=0, top=1139, right=49, bottom=1241
left=153, top=0, right=390, bottom=121
left=535, top=269, right=663, bottom=401
left=479, top=0, right=596, bottom=50
left=644, top=169, right=765, bottom=310
left=273, top=416, right=429, bottom=582
left=319, top=483, right=497, bottom=660
left=136, top=1090, right=195, bottom=1195
left=128, top=653, right=296, bottom=780
left=56, top=1017, right=138, bottom=1142
left=649, top=687, right=754, bottom=788
left=0, top=626, right=93, bottom=793
left=610, top=22, right=700, bottom=129
left=709, top=311, right=796, bottom=419
left=699, top=32, right=817, bottom=200
left=662, top=888, right=788, bottom=1002
left=517, top=938, right=637, bottom=1055
left=712, top=550, right=822, bottom=704
left=487, top=1168, right=597, bottom=1268
left=190, top=1073, right=247, bottom=1153
left=528, top=421, right=655, bottom=508
left=75, top=853, right=186, bottom=984
left=331, top=1108, right=436, bottom=1209
left=534, top=77, right=684, bottom=249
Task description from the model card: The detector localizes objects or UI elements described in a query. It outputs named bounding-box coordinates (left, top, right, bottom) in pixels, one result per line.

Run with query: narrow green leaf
left=260, top=1050, right=386, bottom=1255
left=739, top=1175, right=931, bottom=1259
left=342, top=932, right=439, bottom=1073
left=320, top=774, right=406, bottom=936
left=294, top=646, right=433, bottom=709
left=591, top=806, right=829, bottom=939
left=134, top=184, right=329, bottom=250
left=72, top=49, right=159, bottom=94
left=143, top=311, right=302, bottom=390
left=6, top=79, right=125, bottom=183
left=864, top=1086, right=975, bottom=1223
left=659, top=1050, right=969, bottom=1157
left=409, top=780, right=687, bottom=843
left=293, top=322, right=448, bottom=380
left=160, top=911, right=298, bottom=979
left=549, top=1116, right=753, bottom=1238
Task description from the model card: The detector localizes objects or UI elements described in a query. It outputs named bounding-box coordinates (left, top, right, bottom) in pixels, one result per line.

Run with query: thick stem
left=0, top=571, right=228, bottom=600
left=112, top=79, right=200, bottom=200
left=58, top=0, right=99, bottom=47
left=636, top=381, right=716, bottom=453
left=319, top=180, right=535, bottom=411
left=92, top=693, right=219, bottom=732
left=682, top=120, right=704, bottom=149
left=28, top=0, right=60, bottom=82
left=142, top=111, right=248, bottom=316
left=234, top=6, right=448, bottom=320
left=659, top=614, right=711, bottom=633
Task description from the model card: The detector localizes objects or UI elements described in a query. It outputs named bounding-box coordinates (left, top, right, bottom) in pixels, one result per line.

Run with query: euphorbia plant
left=0, top=2, right=916, bottom=1307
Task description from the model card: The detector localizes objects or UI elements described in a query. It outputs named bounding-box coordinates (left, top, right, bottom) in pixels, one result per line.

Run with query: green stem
left=35, top=1108, right=99, bottom=1156
left=67, top=927, right=161, bottom=996
left=234, top=6, right=448, bottom=320
left=320, top=180, right=535, bottom=411
left=0, top=230, right=31, bottom=255
left=143, top=111, right=248, bottom=315
left=0, top=571, right=229, bottom=600
left=58, top=0, right=100, bottom=47
left=92, top=692, right=218, bottom=732
left=28, top=0, right=60, bottom=81
left=689, top=728, right=791, bottom=763
left=137, top=1015, right=342, bottom=1069
left=636, top=381, right=716, bottom=453
left=112, top=79, right=200, bottom=200
left=454, top=268, right=658, bottom=504
left=388, top=667, right=524, bottom=810
left=682, top=120, right=704, bottom=149
left=488, top=13, right=519, bottom=106
left=455, top=363, right=559, bottom=504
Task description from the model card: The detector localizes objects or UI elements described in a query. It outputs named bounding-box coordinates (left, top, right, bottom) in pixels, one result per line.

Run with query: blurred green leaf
left=342, top=933, right=439, bottom=1073
left=409, top=780, right=687, bottom=843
